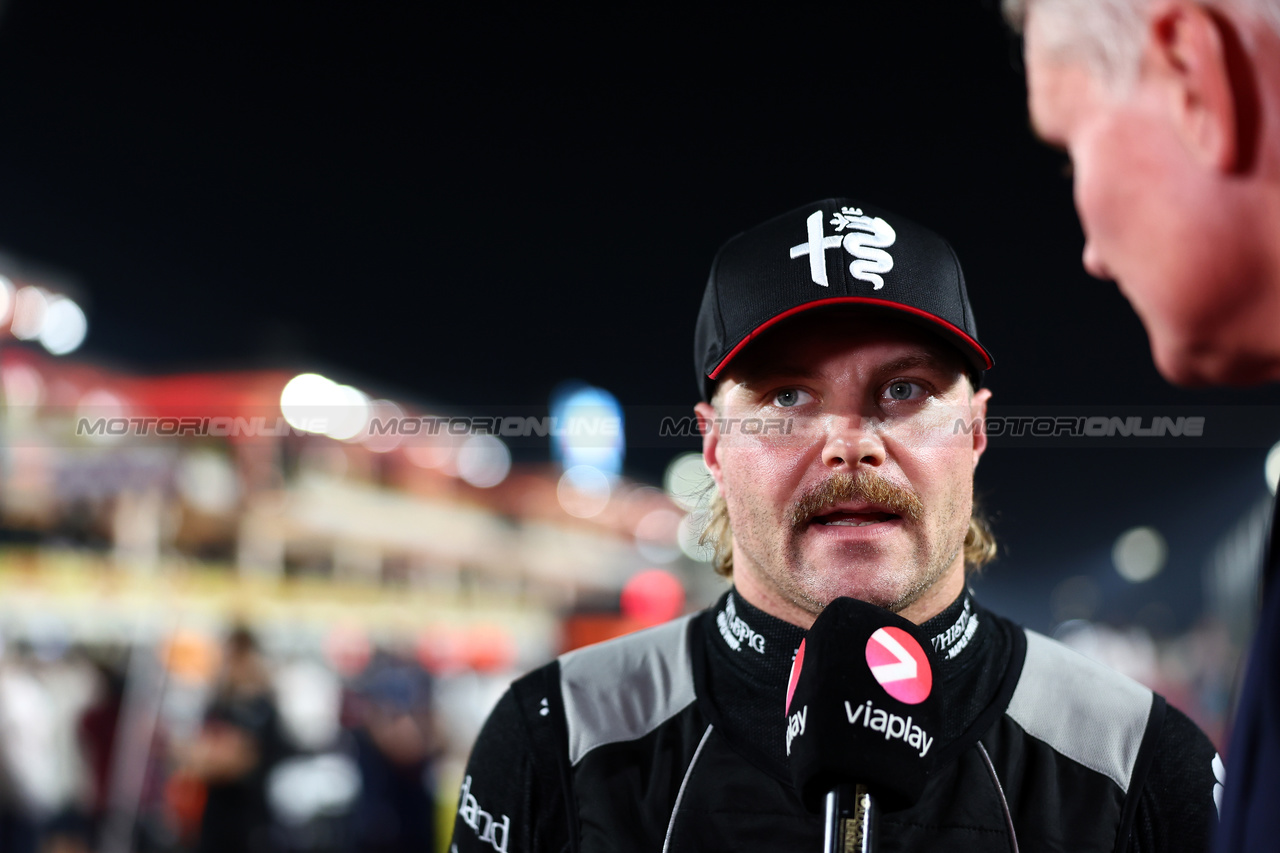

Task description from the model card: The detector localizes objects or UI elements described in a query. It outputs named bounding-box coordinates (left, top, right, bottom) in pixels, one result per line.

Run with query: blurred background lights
left=281, top=373, right=338, bottom=433
left=556, top=464, right=612, bottom=518
left=1112, top=526, right=1168, bottom=583
left=326, top=383, right=371, bottom=441
left=360, top=399, right=404, bottom=453
left=177, top=450, right=241, bottom=515
left=403, top=435, right=457, bottom=471
left=0, top=275, right=14, bottom=326
left=3, top=363, right=46, bottom=409
left=1265, top=439, right=1280, bottom=495
left=280, top=373, right=371, bottom=440
left=37, top=295, right=87, bottom=355
left=75, top=387, right=126, bottom=420
left=456, top=434, right=511, bottom=488
left=9, top=286, right=48, bottom=340
left=664, top=452, right=714, bottom=511
left=162, top=629, right=220, bottom=685
left=634, top=508, right=682, bottom=563
left=550, top=382, right=624, bottom=477
left=620, top=568, right=685, bottom=626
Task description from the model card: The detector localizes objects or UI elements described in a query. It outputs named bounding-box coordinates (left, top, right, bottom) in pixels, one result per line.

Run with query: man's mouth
left=788, top=471, right=923, bottom=530
left=811, top=510, right=899, bottom=527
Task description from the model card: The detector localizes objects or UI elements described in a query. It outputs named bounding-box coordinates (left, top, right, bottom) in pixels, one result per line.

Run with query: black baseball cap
left=694, top=199, right=993, bottom=400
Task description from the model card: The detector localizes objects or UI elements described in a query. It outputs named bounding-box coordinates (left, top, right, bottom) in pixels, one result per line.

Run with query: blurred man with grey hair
left=1005, top=0, right=1280, bottom=848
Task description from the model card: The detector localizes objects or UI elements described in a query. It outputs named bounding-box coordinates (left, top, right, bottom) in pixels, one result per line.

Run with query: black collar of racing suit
left=693, top=587, right=1014, bottom=782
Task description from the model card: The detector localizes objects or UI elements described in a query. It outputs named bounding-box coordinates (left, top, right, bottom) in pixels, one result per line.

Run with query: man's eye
left=772, top=389, right=810, bottom=408
left=884, top=381, right=923, bottom=401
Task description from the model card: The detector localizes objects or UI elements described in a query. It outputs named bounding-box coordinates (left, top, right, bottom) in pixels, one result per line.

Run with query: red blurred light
left=620, top=569, right=685, bottom=627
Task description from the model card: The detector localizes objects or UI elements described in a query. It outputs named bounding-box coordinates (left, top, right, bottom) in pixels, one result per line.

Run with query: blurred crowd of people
left=0, top=624, right=482, bottom=853
left=0, top=607, right=1244, bottom=853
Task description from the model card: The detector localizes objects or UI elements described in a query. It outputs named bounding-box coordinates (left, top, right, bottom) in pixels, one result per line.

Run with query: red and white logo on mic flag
left=786, top=638, right=806, bottom=714
left=865, top=626, right=932, bottom=704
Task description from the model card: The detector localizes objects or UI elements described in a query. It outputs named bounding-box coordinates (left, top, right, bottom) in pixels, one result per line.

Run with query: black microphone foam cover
left=785, top=596, right=943, bottom=812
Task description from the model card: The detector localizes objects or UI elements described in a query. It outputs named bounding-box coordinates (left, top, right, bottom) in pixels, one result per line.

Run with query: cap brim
left=706, top=296, right=993, bottom=385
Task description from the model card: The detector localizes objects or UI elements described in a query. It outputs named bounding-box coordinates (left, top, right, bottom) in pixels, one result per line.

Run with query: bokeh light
left=403, top=436, right=457, bottom=471
left=3, top=363, right=46, bottom=409
left=556, top=464, right=612, bottom=518
left=38, top=295, right=87, bottom=355
left=280, top=373, right=371, bottom=440
left=177, top=450, right=241, bottom=515
left=620, top=568, right=685, bottom=626
left=1112, top=526, right=1167, bottom=583
left=457, top=434, right=511, bottom=488
left=0, top=275, right=15, bottom=327
left=9, top=286, right=48, bottom=340
left=326, top=383, right=371, bottom=441
left=1265, top=439, right=1280, bottom=495
left=551, top=382, right=624, bottom=476
left=361, top=399, right=405, bottom=453
left=635, top=508, right=682, bottom=564
left=281, top=373, right=338, bottom=434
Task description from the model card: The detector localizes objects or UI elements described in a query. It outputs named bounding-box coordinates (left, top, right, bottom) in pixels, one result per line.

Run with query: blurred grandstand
left=0, top=267, right=710, bottom=852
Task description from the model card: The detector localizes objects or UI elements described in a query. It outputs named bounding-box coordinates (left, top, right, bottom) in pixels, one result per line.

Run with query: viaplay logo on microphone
left=785, top=598, right=944, bottom=810
left=865, top=626, right=932, bottom=704
left=785, top=619, right=935, bottom=757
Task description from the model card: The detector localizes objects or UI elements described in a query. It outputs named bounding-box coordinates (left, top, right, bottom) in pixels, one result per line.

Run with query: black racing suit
left=452, top=590, right=1219, bottom=852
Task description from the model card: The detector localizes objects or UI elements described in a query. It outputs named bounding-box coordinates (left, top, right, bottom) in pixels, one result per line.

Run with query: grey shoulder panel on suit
left=1006, top=630, right=1154, bottom=793
left=559, top=614, right=698, bottom=766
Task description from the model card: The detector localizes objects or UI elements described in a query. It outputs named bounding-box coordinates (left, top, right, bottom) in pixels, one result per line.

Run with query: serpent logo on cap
left=787, top=207, right=897, bottom=289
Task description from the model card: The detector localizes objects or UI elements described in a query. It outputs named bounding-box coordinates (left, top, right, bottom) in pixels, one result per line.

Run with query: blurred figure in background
left=76, top=648, right=125, bottom=851
left=1005, top=0, right=1280, bottom=848
left=0, top=641, right=98, bottom=853
left=0, top=642, right=52, bottom=853
left=345, top=650, right=442, bottom=853
left=180, top=625, right=288, bottom=853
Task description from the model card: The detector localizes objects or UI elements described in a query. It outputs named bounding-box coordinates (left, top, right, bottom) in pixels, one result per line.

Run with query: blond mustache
left=789, top=471, right=923, bottom=529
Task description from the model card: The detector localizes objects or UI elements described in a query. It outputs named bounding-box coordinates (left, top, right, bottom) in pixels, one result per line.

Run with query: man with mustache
left=1001, top=2, right=1280, bottom=848
left=450, top=200, right=1217, bottom=852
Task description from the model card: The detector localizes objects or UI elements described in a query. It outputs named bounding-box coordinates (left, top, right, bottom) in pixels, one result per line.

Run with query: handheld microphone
left=785, top=597, right=942, bottom=852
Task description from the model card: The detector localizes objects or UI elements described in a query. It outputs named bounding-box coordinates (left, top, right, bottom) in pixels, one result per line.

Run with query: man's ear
left=695, top=401, right=723, bottom=490
left=1145, top=1, right=1245, bottom=171
left=970, top=387, right=992, bottom=468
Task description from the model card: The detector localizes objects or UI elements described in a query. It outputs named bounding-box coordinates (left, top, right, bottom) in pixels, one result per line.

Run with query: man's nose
left=1082, top=239, right=1113, bottom=281
left=820, top=415, right=886, bottom=470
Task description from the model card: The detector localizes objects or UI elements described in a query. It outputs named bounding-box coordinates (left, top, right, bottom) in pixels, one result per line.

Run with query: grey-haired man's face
left=1024, top=9, right=1280, bottom=384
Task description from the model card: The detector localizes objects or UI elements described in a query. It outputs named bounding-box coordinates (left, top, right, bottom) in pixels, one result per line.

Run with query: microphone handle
left=823, top=783, right=878, bottom=853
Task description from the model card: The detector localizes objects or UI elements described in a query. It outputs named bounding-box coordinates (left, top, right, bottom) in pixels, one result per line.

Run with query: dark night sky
left=0, top=0, right=1275, bottom=630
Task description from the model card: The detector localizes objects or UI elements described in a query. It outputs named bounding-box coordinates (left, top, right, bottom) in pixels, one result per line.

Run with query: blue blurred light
left=550, top=381, right=624, bottom=477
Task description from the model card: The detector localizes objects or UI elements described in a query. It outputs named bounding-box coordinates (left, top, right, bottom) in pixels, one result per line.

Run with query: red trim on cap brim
left=707, top=297, right=994, bottom=380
